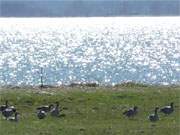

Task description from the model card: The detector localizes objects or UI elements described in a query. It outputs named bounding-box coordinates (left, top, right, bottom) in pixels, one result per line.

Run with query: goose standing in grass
left=2, top=107, right=16, bottom=119
left=149, top=107, right=159, bottom=122
left=2, top=101, right=16, bottom=120
left=7, top=112, right=20, bottom=122
left=160, top=102, right=174, bottom=115
left=1, top=100, right=16, bottom=112
left=0, top=100, right=8, bottom=112
left=123, top=106, right=138, bottom=117
left=50, top=102, right=60, bottom=117
left=37, top=110, right=47, bottom=119
left=36, top=104, right=54, bottom=113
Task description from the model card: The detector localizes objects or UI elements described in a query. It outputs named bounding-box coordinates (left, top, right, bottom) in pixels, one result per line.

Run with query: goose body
left=123, top=106, right=138, bottom=117
left=36, top=104, right=54, bottom=112
left=37, top=110, right=46, bottom=119
left=2, top=107, right=16, bottom=119
left=7, top=112, right=20, bottom=122
left=149, top=107, right=159, bottom=122
left=160, top=102, right=174, bottom=115
left=50, top=102, right=60, bottom=117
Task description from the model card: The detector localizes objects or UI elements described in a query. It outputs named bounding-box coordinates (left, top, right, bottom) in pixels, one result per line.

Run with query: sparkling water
left=0, top=17, right=180, bottom=86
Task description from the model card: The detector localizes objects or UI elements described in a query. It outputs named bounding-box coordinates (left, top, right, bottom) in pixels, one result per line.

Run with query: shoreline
left=0, top=82, right=180, bottom=91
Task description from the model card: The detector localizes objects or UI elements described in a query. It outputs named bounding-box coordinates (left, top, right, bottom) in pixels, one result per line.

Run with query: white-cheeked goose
left=149, top=107, right=159, bottom=122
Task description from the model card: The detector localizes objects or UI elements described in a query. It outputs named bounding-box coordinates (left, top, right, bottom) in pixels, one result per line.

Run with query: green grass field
left=0, top=84, right=180, bottom=135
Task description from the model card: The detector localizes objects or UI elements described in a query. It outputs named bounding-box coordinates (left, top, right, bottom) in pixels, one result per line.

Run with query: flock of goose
left=123, top=102, right=174, bottom=122
left=0, top=100, right=174, bottom=122
left=0, top=101, right=61, bottom=122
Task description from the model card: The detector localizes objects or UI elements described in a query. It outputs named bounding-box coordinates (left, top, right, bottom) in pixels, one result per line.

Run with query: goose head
left=155, top=107, right=159, bottom=113
left=55, top=102, right=59, bottom=107
left=133, top=106, right=138, bottom=111
left=170, top=102, right=174, bottom=108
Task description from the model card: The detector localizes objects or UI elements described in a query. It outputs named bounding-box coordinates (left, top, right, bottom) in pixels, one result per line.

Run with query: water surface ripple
left=0, top=17, right=180, bottom=86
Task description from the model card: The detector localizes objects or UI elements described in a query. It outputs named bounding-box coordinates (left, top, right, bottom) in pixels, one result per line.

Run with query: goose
left=123, top=106, right=138, bottom=117
left=36, top=104, right=54, bottom=113
left=37, top=110, right=46, bottom=119
left=2, top=105, right=16, bottom=120
left=160, top=102, right=174, bottom=115
left=149, top=107, right=159, bottom=122
left=7, top=112, right=20, bottom=122
left=0, top=100, right=8, bottom=112
left=50, top=102, right=60, bottom=117
left=1, top=100, right=16, bottom=112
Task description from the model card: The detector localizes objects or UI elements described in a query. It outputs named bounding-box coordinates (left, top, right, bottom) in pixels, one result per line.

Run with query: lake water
left=0, top=17, right=180, bottom=86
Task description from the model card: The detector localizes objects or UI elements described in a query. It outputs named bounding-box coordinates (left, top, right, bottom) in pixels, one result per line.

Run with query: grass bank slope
left=0, top=85, right=180, bottom=135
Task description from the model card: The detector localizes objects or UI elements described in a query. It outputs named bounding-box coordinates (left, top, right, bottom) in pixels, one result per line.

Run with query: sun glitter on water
left=0, top=17, right=180, bottom=86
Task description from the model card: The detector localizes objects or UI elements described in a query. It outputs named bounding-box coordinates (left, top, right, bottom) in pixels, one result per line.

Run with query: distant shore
left=0, top=82, right=179, bottom=91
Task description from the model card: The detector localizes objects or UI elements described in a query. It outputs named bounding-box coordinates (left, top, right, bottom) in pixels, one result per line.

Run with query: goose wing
left=50, top=108, right=60, bottom=117
left=36, top=106, right=49, bottom=112
left=160, top=106, right=173, bottom=114
left=149, top=113, right=159, bottom=122
left=37, top=110, right=46, bottom=119
left=123, top=108, right=133, bottom=115
left=160, top=106, right=170, bottom=111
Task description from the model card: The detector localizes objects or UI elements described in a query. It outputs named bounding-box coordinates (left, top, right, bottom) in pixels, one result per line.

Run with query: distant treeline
left=0, top=0, right=179, bottom=17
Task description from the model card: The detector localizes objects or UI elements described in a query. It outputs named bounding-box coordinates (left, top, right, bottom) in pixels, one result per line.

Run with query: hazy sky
left=1, top=0, right=179, bottom=17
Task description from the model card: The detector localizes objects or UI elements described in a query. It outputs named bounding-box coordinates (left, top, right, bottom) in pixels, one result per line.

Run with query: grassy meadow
left=0, top=84, right=180, bottom=135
